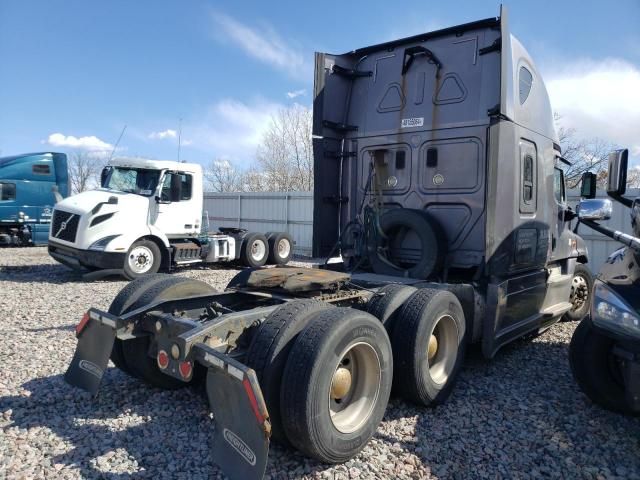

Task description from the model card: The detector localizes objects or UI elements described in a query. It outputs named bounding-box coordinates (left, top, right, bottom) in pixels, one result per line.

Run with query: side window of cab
left=160, top=174, right=172, bottom=201
left=554, top=167, right=566, bottom=205
left=179, top=174, right=192, bottom=200
left=0, top=182, right=16, bottom=201
left=160, top=172, right=193, bottom=201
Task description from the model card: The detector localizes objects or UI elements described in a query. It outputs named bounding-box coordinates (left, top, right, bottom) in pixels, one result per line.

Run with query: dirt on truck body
left=64, top=8, right=590, bottom=479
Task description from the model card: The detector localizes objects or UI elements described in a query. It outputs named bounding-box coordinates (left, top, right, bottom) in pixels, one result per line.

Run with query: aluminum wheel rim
left=277, top=238, right=291, bottom=259
left=570, top=274, right=589, bottom=312
left=329, top=341, right=381, bottom=434
left=250, top=240, right=266, bottom=261
left=428, top=315, right=458, bottom=385
left=128, top=246, right=153, bottom=274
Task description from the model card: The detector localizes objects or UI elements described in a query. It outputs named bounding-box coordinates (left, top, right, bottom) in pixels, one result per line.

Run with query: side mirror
left=100, top=167, right=111, bottom=187
left=607, top=149, right=629, bottom=196
left=578, top=198, right=613, bottom=221
left=170, top=173, right=182, bottom=202
left=580, top=172, right=597, bottom=199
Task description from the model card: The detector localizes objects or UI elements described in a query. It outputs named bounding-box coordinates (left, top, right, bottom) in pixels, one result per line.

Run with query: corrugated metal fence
left=204, top=189, right=636, bottom=269
left=204, top=192, right=314, bottom=256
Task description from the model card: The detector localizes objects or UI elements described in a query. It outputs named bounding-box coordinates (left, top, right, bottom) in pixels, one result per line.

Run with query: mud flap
left=64, top=310, right=117, bottom=395
left=196, top=345, right=270, bottom=480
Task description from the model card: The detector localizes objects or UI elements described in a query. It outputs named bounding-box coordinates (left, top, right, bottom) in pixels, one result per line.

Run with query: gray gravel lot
left=1, top=247, right=639, bottom=479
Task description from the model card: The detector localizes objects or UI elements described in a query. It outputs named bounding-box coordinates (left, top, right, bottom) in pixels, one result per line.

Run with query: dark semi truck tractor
left=64, top=9, right=590, bottom=479
left=0, top=152, right=68, bottom=246
left=570, top=150, right=640, bottom=415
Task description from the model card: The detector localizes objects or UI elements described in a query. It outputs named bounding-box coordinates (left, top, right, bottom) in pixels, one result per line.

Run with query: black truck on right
left=570, top=149, right=640, bottom=415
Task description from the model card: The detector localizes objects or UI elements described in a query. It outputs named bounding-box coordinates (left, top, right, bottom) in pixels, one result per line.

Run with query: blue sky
left=0, top=0, right=639, bottom=166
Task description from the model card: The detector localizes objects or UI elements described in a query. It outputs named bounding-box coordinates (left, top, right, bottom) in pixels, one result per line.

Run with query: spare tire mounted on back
left=368, top=208, right=446, bottom=279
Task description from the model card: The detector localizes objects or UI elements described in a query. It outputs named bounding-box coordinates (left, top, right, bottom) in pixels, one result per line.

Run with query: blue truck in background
left=0, top=152, right=69, bottom=246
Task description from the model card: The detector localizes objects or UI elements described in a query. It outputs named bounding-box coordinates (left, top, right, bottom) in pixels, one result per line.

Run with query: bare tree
left=204, top=159, right=244, bottom=192
left=627, top=166, right=640, bottom=189
left=68, top=152, right=107, bottom=194
left=242, top=167, right=269, bottom=192
left=555, top=113, right=617, bottom=188
left=254, top=104, right=313, bottom=192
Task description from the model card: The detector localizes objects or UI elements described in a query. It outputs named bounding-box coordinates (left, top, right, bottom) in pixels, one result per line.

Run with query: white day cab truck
left=64, top=8, right=591, bottom=480
left=47, top=157, right=293, bottom=279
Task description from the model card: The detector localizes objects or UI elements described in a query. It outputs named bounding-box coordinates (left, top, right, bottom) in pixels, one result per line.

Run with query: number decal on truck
left=401, top=117, right=424, bottom=128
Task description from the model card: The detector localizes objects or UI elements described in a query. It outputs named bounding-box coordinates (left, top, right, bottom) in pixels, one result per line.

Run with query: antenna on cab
left=108, top=125, right=127, bottom=163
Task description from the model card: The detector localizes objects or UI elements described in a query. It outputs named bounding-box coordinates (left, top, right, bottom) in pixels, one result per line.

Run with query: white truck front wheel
left=124, top=240, right=161, bottom=279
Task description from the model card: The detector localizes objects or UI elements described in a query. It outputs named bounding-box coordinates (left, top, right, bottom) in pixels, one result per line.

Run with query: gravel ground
left=1, top=247, right=639, bottom=479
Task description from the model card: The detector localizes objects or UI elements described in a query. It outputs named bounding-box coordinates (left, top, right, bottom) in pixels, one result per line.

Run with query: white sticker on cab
left=401, top=117, right=424, bottom=128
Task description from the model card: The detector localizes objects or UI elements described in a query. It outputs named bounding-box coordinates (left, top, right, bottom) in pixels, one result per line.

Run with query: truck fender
left=104, top=229, right=171, bottom=270
left=147, top=225, right=171, bottom=248
left=102, top=225, right=158, bottom=253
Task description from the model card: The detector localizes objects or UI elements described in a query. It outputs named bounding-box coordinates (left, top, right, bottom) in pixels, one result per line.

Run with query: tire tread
left=392, top=288, right=465, bottom=406
left=245, top=299, right=332, bottom=444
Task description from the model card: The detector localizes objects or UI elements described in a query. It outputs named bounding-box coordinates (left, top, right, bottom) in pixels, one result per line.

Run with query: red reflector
left=178, top=361, right=192, bottom=379
left=75, top=312, right=91, bottom=336
left=157, top=351, right=169, bottom=369
left=243, top=377, right=265, bottom=424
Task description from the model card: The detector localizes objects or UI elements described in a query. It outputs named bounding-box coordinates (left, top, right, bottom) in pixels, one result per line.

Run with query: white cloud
left=545, top=58, right=640, bottom=159
left=45, top=133, right=113, bottom=151
left=211, top=12, right=310, bottom=79
left=185, top=97, right=283, bottom=164
left=286, top=89, right=306, bottom=99
left=148, top=129, right=177, bottom=140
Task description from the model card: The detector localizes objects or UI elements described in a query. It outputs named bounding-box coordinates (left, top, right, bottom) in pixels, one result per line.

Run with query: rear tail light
left=75, top=312, right=91, bottom=336
left=243, top=377, right=266, bottom=425
left=179, top=361, right=193, bottom=380
left=157, top=350, right=169, bottom=369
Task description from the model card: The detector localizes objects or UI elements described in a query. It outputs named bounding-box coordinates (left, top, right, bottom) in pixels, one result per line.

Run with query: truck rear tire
left=366, top=284, right=417, bottom=336
left=123, top=239, right=161, bottom=279
left=281, top=308, right=393, bottom=463
left=240, top=233, right=269, bottom=268
left=121, top=276, right=217, bottom=389
left=392, top=288, right=466, bottom=406
left=563, top=264, right=593, bottom=322
left=569, top=318, right=636, bottom=415
left=245, top=299, right=333, bottom=445
left=267, top=232, right=293, bottom=265
left=108, top=273, right=173, bottom=374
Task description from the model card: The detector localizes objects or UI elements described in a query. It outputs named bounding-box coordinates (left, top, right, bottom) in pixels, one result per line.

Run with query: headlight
left=592, top=280, right=640, bottom=337
left=88, top=235, right=120, bottom=251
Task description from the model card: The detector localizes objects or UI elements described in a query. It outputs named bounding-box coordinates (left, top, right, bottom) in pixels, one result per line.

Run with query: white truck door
left=151, top=172, right=201, bottom=237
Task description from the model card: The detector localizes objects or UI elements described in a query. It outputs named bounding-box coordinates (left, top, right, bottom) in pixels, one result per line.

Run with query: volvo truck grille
left=51, top=209, right=80, bottom=243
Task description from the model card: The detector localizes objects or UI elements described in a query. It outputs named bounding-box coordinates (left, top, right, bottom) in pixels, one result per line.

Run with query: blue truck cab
left=0, top=152, right=69, bottom=246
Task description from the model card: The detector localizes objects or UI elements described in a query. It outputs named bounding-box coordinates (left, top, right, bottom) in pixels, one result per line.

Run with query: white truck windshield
left=102, top=167, right=160, bottom=196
